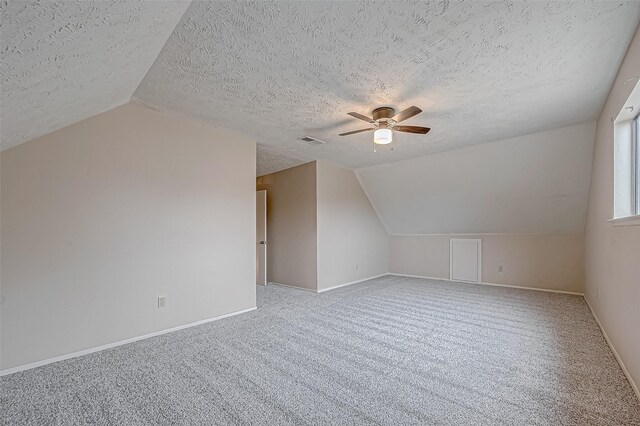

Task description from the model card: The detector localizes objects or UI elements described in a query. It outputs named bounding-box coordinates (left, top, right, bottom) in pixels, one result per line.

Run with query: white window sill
left=607, top=215, right=640, bottom=227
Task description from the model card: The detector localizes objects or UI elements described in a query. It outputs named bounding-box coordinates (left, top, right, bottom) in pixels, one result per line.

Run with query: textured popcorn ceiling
left=134, top=1, right=640, bottom=175
left=0, top=0, right=189, bottom=149
left=2, top=1, right=639, bottom=174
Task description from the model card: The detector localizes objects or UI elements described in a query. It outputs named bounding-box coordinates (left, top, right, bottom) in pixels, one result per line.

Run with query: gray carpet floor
left=2, top=275, right=639, bottom=425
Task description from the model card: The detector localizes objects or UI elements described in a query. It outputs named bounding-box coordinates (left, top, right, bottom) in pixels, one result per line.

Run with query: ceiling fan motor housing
left=372, top=107, right=396, bottom=121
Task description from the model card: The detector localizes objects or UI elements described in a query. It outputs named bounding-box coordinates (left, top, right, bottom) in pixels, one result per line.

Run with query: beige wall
left=257, top=160, right=389, bottom=292
left=356, top=122, right=595, bottom=235
left=585, top=25, right=640, bottom=395
left=389, top=235, right=450, bottom=279
left=316, top=161, right=388, bottom=291
left=390, top=234, right=584, bottom=293
left=257, top=162, right=318, bottom=290
left=0, top=103, right=257, bottom=371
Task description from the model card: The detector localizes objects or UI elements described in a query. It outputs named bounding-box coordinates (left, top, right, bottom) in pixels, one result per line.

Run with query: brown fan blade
left=392, top=106, right=422, bottom=123
left=339, top=128, right=375, bottom=136
left=393, top=125, right=431, bottom=134
left=347, top=112, right=375, bottom=123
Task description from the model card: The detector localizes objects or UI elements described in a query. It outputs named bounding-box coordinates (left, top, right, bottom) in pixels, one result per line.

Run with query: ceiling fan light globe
left=374, top=128, right=392, bottom=145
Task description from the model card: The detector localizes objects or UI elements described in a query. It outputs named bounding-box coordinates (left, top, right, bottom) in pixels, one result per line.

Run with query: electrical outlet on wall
left=158, top=296, right=166, bottom=308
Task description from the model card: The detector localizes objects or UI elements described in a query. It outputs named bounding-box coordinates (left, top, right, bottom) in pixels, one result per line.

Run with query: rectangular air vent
left=298, top=136, right=326, bottom=145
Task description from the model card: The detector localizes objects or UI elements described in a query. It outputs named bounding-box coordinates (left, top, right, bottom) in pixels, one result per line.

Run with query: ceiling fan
left=339, top=106, right=430, bottom=145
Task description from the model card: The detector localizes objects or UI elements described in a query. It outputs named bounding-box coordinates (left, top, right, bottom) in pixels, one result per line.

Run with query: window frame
left=611, top=80, right=640, bottom=225
left=634, top=112, right=640, bottom=215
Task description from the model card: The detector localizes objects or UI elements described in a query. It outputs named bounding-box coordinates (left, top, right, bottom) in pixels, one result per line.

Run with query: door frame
left=256, top=190, right=267, bottom=285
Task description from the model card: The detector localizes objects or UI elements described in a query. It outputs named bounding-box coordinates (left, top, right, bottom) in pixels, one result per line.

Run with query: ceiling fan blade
left=347, top=112, right=375, bottom=123
left=393, top=106, right=422, bottom=123
left=339, top=128, right=375, bottom=136
left=393, top=125, right=431, bottom=134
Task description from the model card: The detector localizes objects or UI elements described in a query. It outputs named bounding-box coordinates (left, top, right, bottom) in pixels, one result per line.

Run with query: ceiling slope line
left=129, top=0, right=193, bottom=103
left=0, top=0, right=195, bottom=150
left=129, top=101, right=258, bottom=146
left=354, top=169, right=391, bottom=235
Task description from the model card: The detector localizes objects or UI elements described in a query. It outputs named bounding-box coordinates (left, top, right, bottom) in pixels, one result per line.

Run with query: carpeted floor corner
left=2, top=275, right=639, bottom=425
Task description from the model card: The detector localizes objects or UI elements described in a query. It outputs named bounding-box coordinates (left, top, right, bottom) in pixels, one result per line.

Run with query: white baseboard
left=476, top=280, right=583, bottom=296
left=317, top=273, right=389, bottom=293
left=388, top=273, right=584, bottom=296
left=389, top=272, right=449, bottom=281
left=584, top=296, right=640, bottom=402
left=269, top=274, right=389, bottom=294
left=268, top=282, right=317, bottom=293
left=0, top=306, right=257, bottom=377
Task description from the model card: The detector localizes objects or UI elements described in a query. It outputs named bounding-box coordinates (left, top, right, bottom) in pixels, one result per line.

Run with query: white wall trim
left=388, top=273, right=584, bottom=296
left=606, top=214, right=640, bottom=227
left=317, top=273, right=389, bottom=293
left=268, top=282, right=317, bottom=293
left=475, top=280, right=583, bottom=296
left=270, top=274, right=390, bottom=294
left=390, top=272, right=450, bottom=281
left=584, top=296, right=640, bottom=402
left=0, top=306, right=257, bottom=377
left=390, top=232, right=584, bottom=237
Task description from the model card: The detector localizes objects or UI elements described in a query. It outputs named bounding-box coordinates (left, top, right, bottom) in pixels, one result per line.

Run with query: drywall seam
left=584, top=296, right=640, bottom=402
left=0, top=306, right=257, bottom=377
left=389, top=273, right=584, bottom=296
left=317, top=273, right=389, bottom=293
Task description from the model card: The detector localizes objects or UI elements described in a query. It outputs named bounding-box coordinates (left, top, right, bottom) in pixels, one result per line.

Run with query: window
left=613, top=81, right=640, bottom=221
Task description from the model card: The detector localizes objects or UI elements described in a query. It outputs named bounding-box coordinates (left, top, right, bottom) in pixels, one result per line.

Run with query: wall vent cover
left=298, top=136, right=326, bottom=145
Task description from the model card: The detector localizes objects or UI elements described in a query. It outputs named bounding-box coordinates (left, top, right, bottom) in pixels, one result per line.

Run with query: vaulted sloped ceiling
left=0, top=0, right=189, bottom=150
left=0, top=1, right=638, bottom=236
left=2, top=1, right=639, bottom=167
left=133, top=1, right=639, bottom=175
left=356, top=122, right=596, bottom=234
